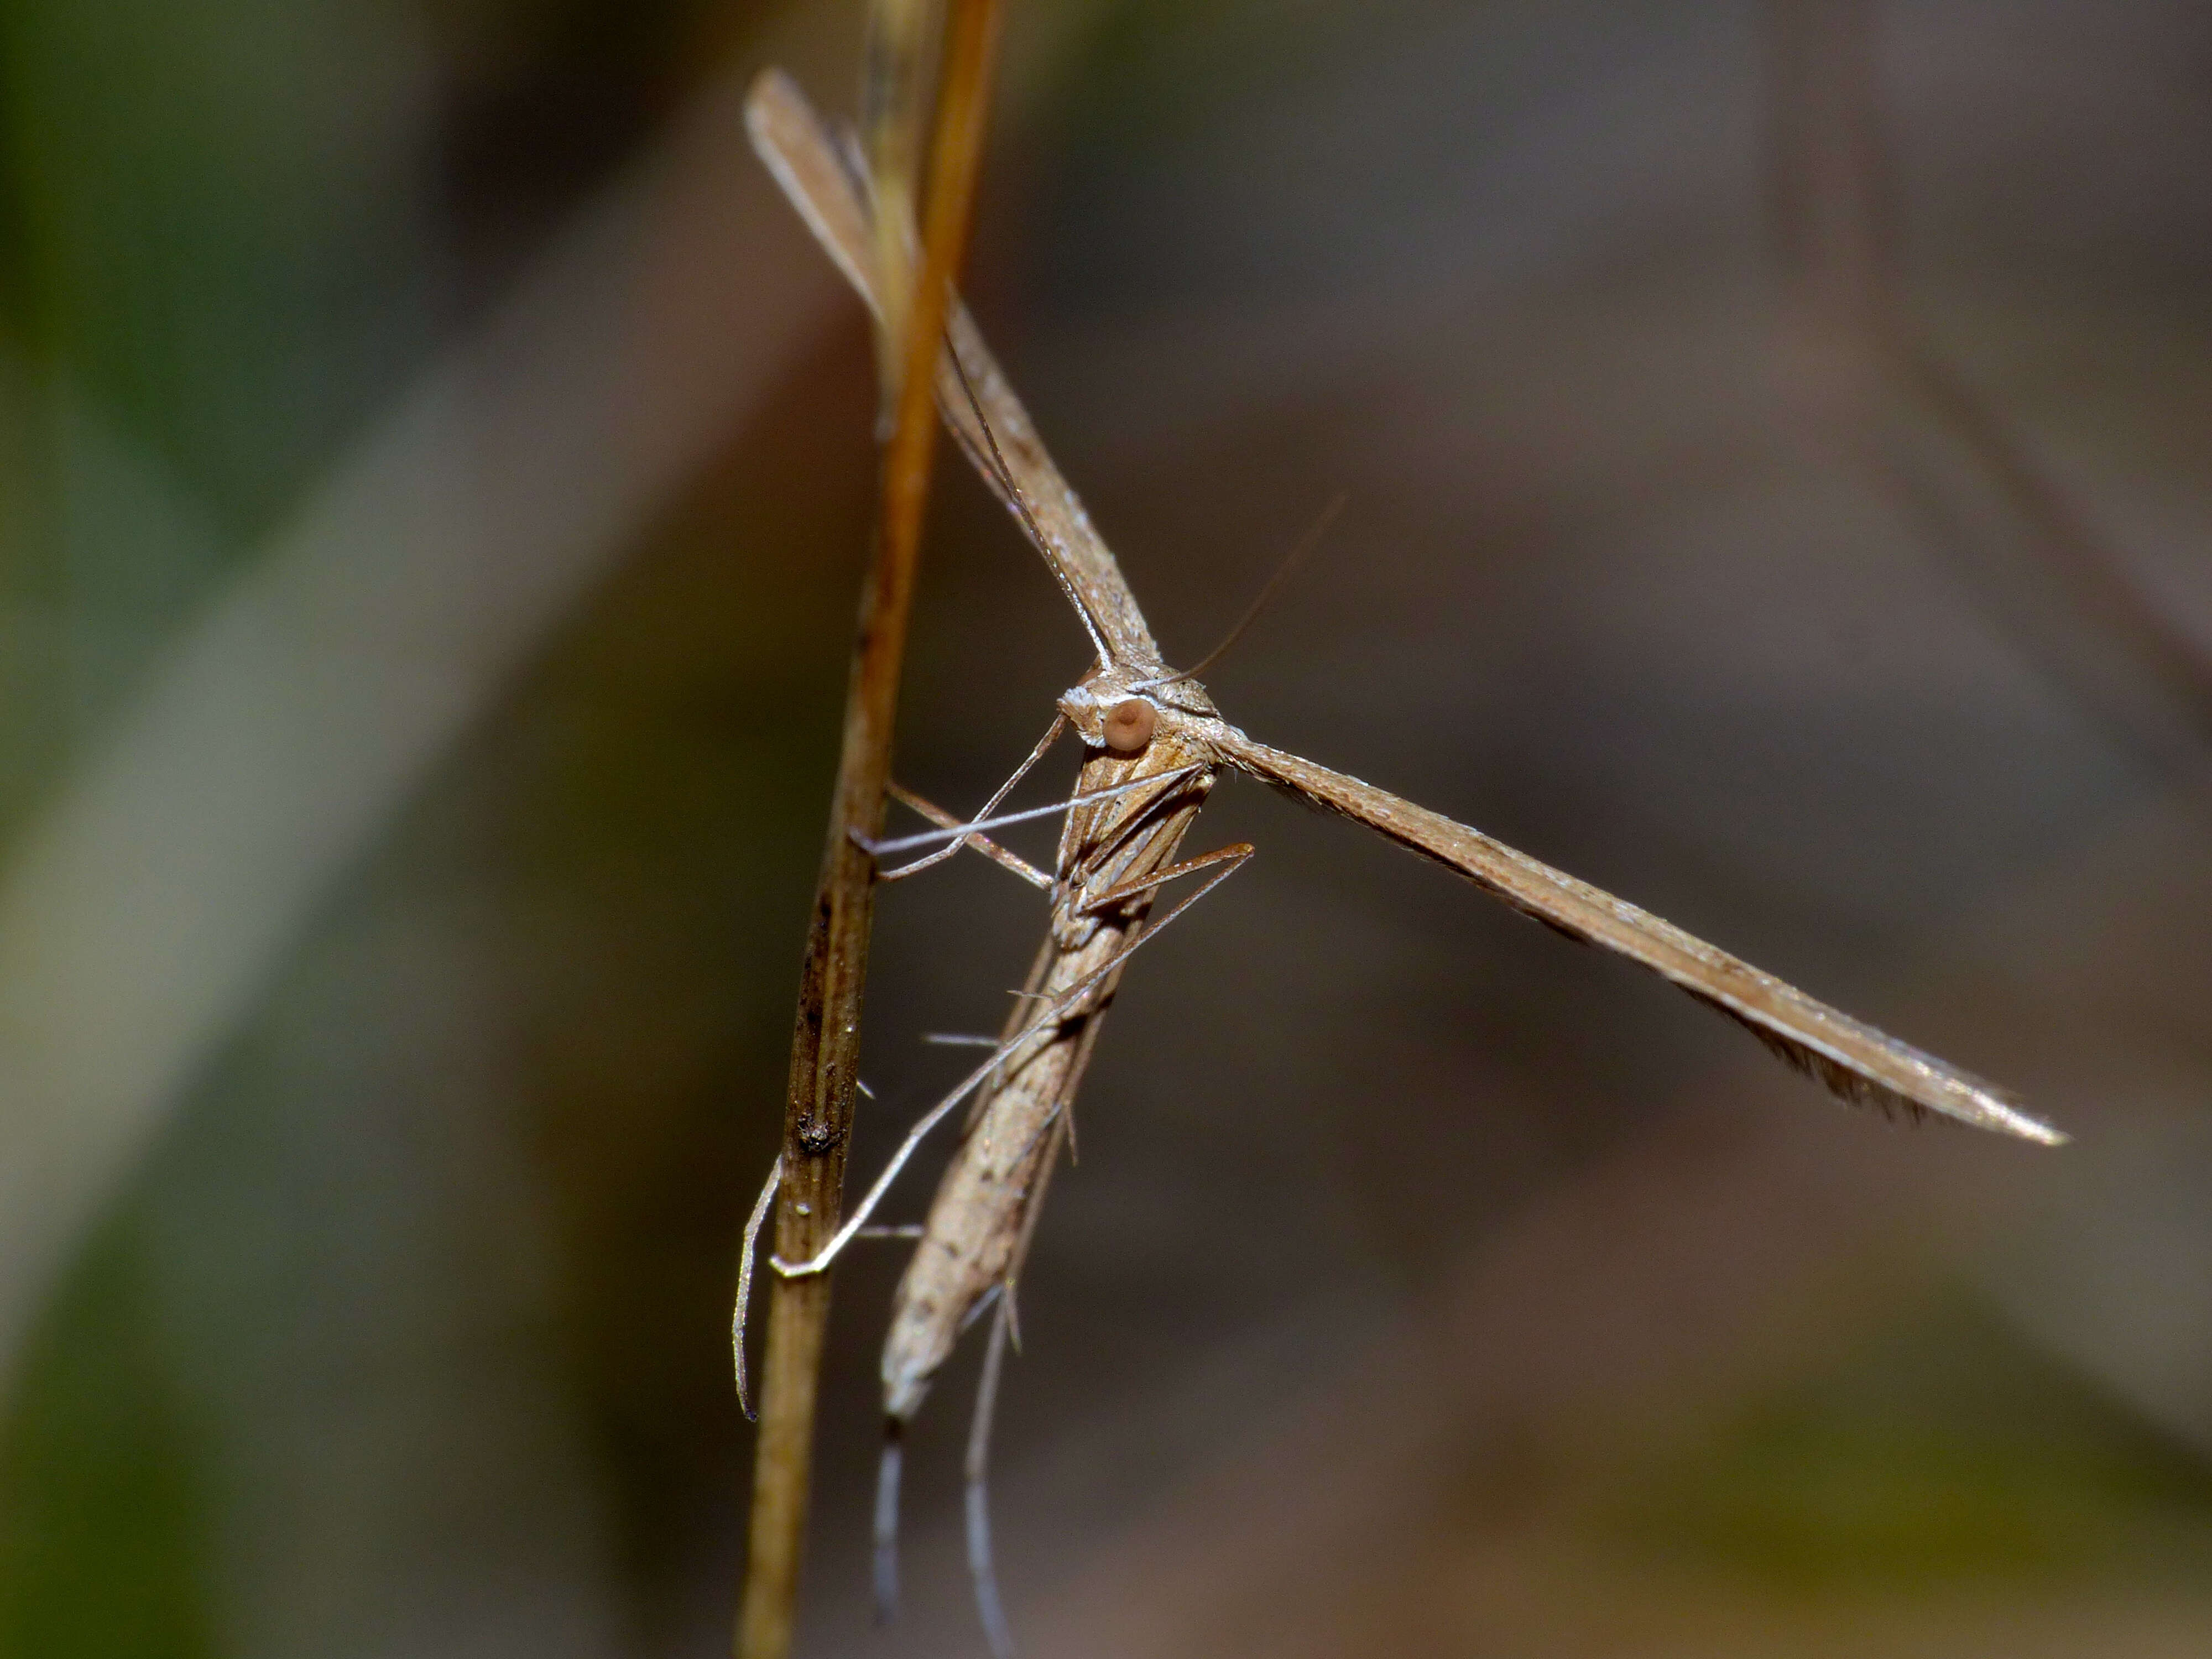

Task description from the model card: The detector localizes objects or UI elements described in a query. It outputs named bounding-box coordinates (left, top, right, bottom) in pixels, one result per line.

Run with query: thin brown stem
left=735, top=5, right=1006, bottom=1657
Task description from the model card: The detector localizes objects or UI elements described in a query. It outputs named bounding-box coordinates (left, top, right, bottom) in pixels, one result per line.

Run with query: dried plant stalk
left=734, top=4, right=1004, bottom=1656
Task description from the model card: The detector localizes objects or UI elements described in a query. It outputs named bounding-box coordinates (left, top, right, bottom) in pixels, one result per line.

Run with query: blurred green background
left=2, top=1, right=2210, bottom=1655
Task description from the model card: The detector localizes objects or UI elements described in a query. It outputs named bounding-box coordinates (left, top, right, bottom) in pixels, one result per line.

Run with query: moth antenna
left=873, top=1421, right=904, bottom=1623
left=965, top=1303, right=1018, bottom=1659
left=1138, top=491, right=1347, bottom=691
left=957, top=1280, right=1004, bottom=1335
left=944, top=325, right=1115, bottom=664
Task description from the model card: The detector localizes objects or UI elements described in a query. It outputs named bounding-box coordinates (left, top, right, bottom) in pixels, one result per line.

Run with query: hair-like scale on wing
left=1702, top=998, right=1932, bottom=1126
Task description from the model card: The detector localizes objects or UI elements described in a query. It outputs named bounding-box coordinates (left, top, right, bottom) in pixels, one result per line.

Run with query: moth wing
left=1216, top=729, right=2062, bottom=1145
left=744, top=70, right=1163, bottom=667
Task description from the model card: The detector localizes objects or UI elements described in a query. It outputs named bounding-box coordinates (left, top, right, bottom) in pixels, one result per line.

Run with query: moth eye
left=1103, top=698, right=1156, bottom=754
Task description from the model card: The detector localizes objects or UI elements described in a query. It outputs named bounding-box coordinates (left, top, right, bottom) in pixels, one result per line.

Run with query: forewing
left=744, top=70, right=1164, bottom=669
left=1215, top=729, right=2062, bottom=1145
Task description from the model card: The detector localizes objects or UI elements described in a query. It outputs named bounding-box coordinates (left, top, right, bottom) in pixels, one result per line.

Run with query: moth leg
left=965, top=1297, right=1018, bottom=1659
left=873, top=1421, right=904, bottom=1623
left=735, top=1151, right=928, bottom=1417
left=774, top=843, right=1234, bottom=1280
left=864, top=765, right=1206, bottom=872
left=1077, top=840, right=1254, bottom=916
left=731, top=1155, right=781, bottom=1421
left=884, top=781, right=1052, bottom=889
left=865, top=715, right=1064, bottom=884
left=772, top=1073, right=1005, bottom=1280
left=997, top=848, right=1255, bottom=1190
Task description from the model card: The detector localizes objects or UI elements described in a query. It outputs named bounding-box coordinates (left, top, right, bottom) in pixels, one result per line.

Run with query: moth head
left=1059, top=670, right=1168, bottom=753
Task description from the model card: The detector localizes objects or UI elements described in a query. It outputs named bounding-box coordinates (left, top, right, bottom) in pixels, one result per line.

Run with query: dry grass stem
left=734, top=4, right=1005, bottom=1656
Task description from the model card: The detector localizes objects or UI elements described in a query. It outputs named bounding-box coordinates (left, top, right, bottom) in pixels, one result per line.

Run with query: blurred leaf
left=1597, top=1293, right=2212, bottom=1593
left=0, top=1207, right=214, bottom=1659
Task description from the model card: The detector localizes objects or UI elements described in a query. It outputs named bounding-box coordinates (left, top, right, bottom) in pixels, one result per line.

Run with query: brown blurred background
left=2, top=1, right=2210, bottom=1655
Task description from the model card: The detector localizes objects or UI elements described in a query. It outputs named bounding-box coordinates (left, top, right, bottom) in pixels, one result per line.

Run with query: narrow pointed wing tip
left=2000, top=1109, right=2069, bottom=1148
left=1709, top=994, right=2063, bottom=1149
left=1818, top=1063, right=2065, bottom=1147
left=1855, top=1079, right=2066, bottom=1148
left=745, top=65, right=802, bottom=121
left=743, top=68, right=821, bottom=166
left=743, top=71, right=798, bottom=173
left=1943, top=1073, right=2064, bottom=1146
left=1947, top=1085, right=2065, bottom=1146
